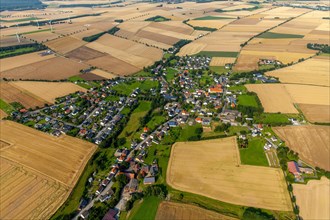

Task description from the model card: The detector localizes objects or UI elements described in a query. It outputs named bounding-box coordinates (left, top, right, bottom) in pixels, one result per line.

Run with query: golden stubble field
left=246, top=84, right=330, bottom=114
left=0, top=121, right=97, bottom=219
left=273, top=125, right=330, bottom=171
left=167, top=137, right=292, bottom=211
left=9, top=81, right=87, bottom=103
left=266, top=56, right=330, bottom=87
left=156, top=202, right=238, bottom=220
left=293, top=177, right=330, bottom=220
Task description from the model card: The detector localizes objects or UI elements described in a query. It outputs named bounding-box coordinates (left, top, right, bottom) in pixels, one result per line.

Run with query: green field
left=128, top=196, right=161, bottom=220
left=254, top=113, right=292, bottom=125
left=196, top=51, right=238, bottom=57
left=119, top=101, right=152, bottom=141
left=164, top=68, right=178, bottom=82
left=194, top=16, right=233, bottom=20
left=0, top=99, right=14, bottom=114
left=133, top=70, right=153, bottom=77
left=238, top=94, right=259, bottom=107
left=146, top=115, right=167, bottom=131
left=112, top=80, right=158, bottom=96
left=68, top=76, right=98, bottom=89
left=0, top=47, right=38, bottom=58
left=228, top=85, right=247, bottom=92
left=209, top=66, right=228, bottom=74
left=239, top=138, right=268, bottom=166
left=258, top=32, right=304, bottom=39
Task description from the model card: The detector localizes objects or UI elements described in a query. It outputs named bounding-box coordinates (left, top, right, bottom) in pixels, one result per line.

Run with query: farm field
left=45, top=36, right=87, bottom=54
left=87, top=55, right=140, bottom=76
left=210, top=57, right=236, bottom=66
left=266, top=56, right=330, bottom=87
left=245, top=84, right=298, bottom=113
left=167, top=137, right=292, bottom=211
left=127, top=196, right=161, bottom=220
left=293, top=177, right=330, bottom=220
left=0, top=82, right=46, bottom=109
left=90, top=69, right=118, bottom=79
left=1, top=57, right=89, bottom=80
left=246, top=84, right=330, bottom=113
left=155, top=202, right=238, bottom=220
left=298, top=104, right=330, bottom=123
left=0, top=51, right=56, bottom=72
left=10, top=81, right=87, bottom=103
left=273, top=125, right=330, bottom=170
left=0, top=121, right=97, bottom=219
left=65, top=46, right=105, bottom=61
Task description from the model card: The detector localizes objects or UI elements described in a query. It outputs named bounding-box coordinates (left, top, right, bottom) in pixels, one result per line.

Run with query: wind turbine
left=16, top=24, right=21, bottom=43
left=49, top=20, right=54, bottom=32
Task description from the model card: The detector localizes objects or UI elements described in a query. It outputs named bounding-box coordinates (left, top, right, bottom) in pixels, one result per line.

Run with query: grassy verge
left=258, top=32, right=304, bottom=39
left=194, top=16, right=233, bottom=20
left=239, top=137, right=268, bottom=166
left=0, top=99, right=14, bottom=114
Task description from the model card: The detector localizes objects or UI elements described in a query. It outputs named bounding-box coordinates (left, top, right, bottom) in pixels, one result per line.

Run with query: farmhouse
left=143, top=176, right=156, bottom=185
left=288, top=161, right=301, bottom=179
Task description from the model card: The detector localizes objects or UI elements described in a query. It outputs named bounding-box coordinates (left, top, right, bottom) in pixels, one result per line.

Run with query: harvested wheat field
left=0, top=82, right=46, bottom=109
left=155, top=202, right=237, bottom=220
left=298, top=104, right=330, bottom=123
left=10, top=81, right=86, bottom=103
left=0, top=110, right=7, bottom=119
left=245, top=84, right=298, bottom=113
left=210, top=57, right=236, bottom=66
left=1, top=57, right=89, bottom=80
left=0, top=121, right=97, bottom=219
left=87, top=55, right=140, bottom=76
left=91, top=69, right=118, bottom=79
left=0, top=51, right=56, bottom=72
left=293, top=177, right=330, bottom=220
left=266, top=56, right=330, bottom=86
left=66, top=46, right=105, bottom=61
left=45, top=36, right=87, bottom=54
left=167, top=137, right=292, bottom=211
left=0, top=157, right=68, bottom=220
left=273, top=125, right=330, bottom=170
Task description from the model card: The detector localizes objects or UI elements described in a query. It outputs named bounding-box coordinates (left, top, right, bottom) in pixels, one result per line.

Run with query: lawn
left=209, top=66, right=228, bottom=74
left=239, top=138, right=269, bottom=166
left=254, top=113, right=293, bottom=125
left=228, top=85, right=247, bottom=92
left=194, top=16, right=232, bottom=20
left=146, top=115, right=167, bottom=131
left=0, top=99, right=14, bottom=114
left=118, top=101, right=151, bottom=142
left=112, top=80, right=158, bottom=96
left=196, top=51, right=238, bottom=57
left=237, top=94, right=259, bottom=107
left=164, top=68, right=178, bottom=82
left=258, top=32, right=304, bottom=39
left=128, top=196, right=161, bottom=220
left=177, top=124, right=202, bottom=141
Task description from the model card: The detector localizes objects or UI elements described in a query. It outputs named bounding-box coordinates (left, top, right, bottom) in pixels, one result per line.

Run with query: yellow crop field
left=0, top=51, right=56, bottom=72
left=273, top=126, right=330, bottom=170
left=167, top=137, right=292, bottom=211
left=45, top=36, right=87, bottom=54
left=210, top=57, right=236, bottom=66
left=245, top=84, right=298, bottom=113
left=293, top=177, right=330, bottom=220
left=9, top=81, right=87, bottom=103
left=266, top=56, right=330, bottom=87
left=0, top=121, right=97, bottom=219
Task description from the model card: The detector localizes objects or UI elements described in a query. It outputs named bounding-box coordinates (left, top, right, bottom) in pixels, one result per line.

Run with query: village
left=4, top=51, right=314, bottom=220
